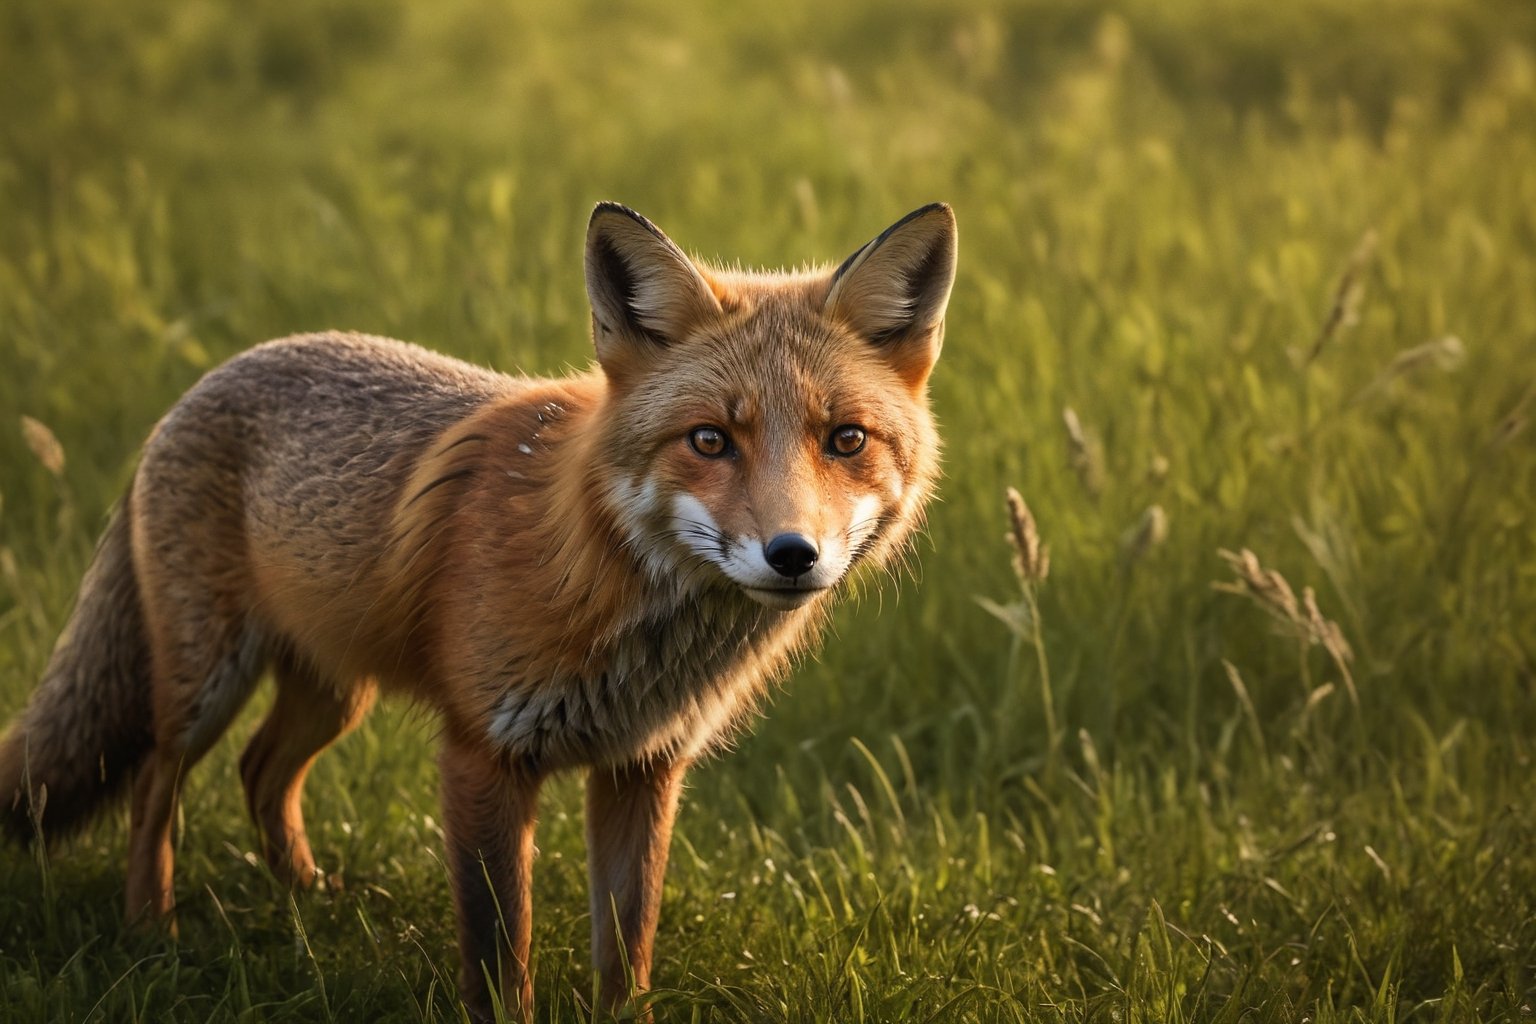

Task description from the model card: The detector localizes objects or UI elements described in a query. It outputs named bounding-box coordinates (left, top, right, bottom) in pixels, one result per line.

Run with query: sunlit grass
left=3, top=0, right=1535, bottom=1019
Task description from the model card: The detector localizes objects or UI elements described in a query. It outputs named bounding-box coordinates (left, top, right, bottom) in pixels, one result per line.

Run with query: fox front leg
left=585, top=757, right=688, bottom=1016
left=438, top=736, right=543, bottom=1023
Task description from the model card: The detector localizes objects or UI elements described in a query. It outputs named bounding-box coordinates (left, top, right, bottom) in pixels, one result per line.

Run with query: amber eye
left=689, top=426, right=730, bottom=458
left=830, top=425, right=867, bottom=456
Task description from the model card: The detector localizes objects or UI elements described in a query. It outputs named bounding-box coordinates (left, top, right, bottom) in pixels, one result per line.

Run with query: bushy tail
left=0, top=498, right=154, bottom=842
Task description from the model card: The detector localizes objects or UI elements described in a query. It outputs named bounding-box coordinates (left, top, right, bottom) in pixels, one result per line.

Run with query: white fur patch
left=847, top=494, right=883, bottom=551
left=671, top=493, right=725, bottom=563
left=609, top=475, right=657, bottom=521
left=609, top=475, right=688, bottom=586
left=488, top=685, right=563, bottom=752
left=723, top=534, right=775, bottom=583
left=611, top=474, right=658, bottom=542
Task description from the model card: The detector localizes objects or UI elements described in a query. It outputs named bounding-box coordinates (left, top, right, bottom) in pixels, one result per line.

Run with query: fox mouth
left=741, top=584, right=830, bottom=610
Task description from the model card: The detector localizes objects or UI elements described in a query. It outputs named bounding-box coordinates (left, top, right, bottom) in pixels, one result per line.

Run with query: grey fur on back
left=159, top=332, right=508, bottom=572
left=142, top=334, right=514, bottom=687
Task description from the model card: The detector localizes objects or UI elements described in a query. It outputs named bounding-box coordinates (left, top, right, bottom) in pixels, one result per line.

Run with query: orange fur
left=0, top=202, right=957, bottom=1020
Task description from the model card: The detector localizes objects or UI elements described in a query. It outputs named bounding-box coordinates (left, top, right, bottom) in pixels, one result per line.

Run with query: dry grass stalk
left=20, top=416, right=66, bottom=478
left=1005, top=487, right=1050, bottom=584
left=1214, top=548, right=1300, bottom=622
left=1061, top=406, right=1104, bottom=496
left=1222, top=659, right=1267, bottom=760
left=1494, top=382, right=1534, bottom=449
left=1306, top=228, right=1378, bottom=364
left=1300, top=682, right=1337, bottom=720
left=1214, top=548, right=1357, bottom=706
left=1352, top=335, right=1465, bottom=405
left=985, top=487, right=1060, bottom=778
left=1120, top=504, right=1168, bottom=565
left=1384, top=334, right=1465, bottom=375
left=1301, top=587, right=1353, bottom=663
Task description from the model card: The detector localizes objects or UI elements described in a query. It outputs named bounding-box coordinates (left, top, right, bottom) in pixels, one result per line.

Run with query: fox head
left=587, top=202, right=955, bottom=610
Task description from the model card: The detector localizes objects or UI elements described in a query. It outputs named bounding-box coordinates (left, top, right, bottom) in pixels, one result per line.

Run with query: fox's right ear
left=825, top=203, right=957, bottom=393
left=585, top=203, right=722, bottom=382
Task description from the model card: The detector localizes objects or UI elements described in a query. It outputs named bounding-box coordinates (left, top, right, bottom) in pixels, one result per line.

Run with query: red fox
left=0, top=201, right=955, bottom=1019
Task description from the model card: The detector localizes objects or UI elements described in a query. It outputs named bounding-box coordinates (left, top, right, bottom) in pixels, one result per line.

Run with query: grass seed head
left=1062, top=407, right=1104, bottom=497
left=1303, top=586, right=1354, bottom=665
left=1121, top=504, right=1169, bottom=565
left=1354, top=335, right=1466, bottom=405
left=1215, top=547, right=1300, bottom=624
left=1307, top=228, right=1378, bottom=364
left=1005, top=487, right=1050, bottom=584
left=20, top=416, right=66, bottom=478
left=1214, top=548, right=1358, bottom=704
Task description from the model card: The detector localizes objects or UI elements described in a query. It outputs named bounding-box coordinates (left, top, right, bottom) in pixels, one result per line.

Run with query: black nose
left=764, top=533, right=819, bottom=578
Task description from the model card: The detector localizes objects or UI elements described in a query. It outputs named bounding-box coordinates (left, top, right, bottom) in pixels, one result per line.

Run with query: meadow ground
left=2, top=0, right=1535, bottom=1020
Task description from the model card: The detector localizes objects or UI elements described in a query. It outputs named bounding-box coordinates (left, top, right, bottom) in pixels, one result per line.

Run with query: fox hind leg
left=125, top=748, right=185, bottom=923
left=240, top=657, right=376, bottom=888
left=126, top=621, right=267, bottom=923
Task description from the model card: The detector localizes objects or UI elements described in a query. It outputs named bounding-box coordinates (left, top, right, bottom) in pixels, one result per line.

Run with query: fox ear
left=824, top=203, right=957, bottom=391
left=585, top=203, right=722, bottom=380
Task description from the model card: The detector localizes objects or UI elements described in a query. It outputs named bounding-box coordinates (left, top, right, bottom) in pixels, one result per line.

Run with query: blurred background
left=2, top=0, right=1534, bottom=1020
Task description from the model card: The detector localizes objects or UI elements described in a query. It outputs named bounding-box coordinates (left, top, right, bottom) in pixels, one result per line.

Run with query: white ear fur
left=824, top=203, right=957, bottom=343
left=585, top=204, right=721, bottom=371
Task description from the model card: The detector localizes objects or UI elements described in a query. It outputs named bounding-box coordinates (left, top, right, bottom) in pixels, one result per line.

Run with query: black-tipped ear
left=824, top=203, right=957, bottom=390
left=585, top=203, right=722, bottom=380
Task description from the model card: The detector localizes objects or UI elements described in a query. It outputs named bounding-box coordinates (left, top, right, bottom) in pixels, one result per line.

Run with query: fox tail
left=0, top=498, right=155, bottom=842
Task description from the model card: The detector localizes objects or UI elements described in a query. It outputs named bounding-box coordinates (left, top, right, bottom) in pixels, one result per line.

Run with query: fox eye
left=689, top=426, right=730, bottom=458
left=829, top=425, right=867, bottom=457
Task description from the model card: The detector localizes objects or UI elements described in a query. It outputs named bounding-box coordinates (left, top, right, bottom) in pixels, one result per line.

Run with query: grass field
left=3, top=0, right=1536, bottom=1020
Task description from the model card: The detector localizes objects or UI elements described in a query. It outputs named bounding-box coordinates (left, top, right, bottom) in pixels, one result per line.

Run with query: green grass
left=3, top=0, right=1536, bottom=1019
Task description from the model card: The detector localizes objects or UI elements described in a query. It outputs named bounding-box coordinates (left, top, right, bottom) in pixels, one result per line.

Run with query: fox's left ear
left=585, top=202, right=722, bottom=384
left=824, top=203, right=957, bottom=392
